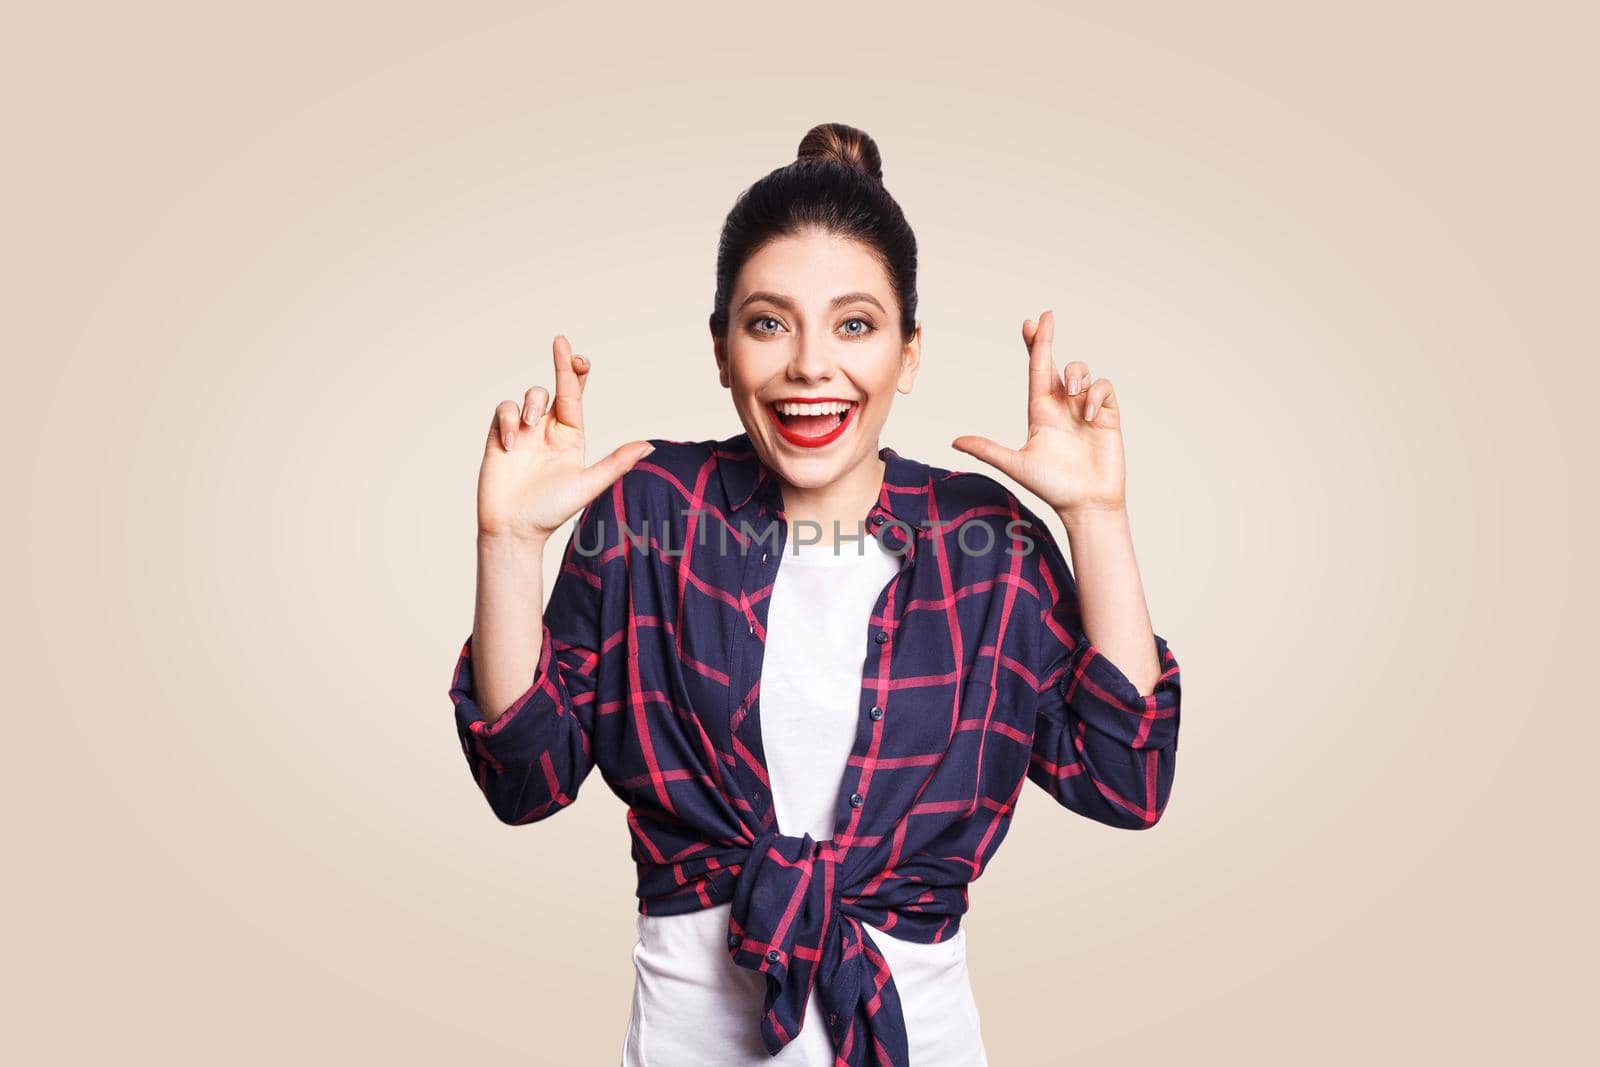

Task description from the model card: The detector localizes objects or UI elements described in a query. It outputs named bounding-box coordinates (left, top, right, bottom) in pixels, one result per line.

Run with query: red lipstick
left=765, top=397, right=858, bottom=448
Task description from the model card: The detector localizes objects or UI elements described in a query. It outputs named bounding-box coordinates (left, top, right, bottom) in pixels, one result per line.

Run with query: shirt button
left=875, top=630, right=888, bottom=644
left=869, top=514, right=884, bottom=526
left=849, top=792, right=864, bottom=807
left=869, top=705, right=883, bottom=720
left=765, top=949, right=782, bottom=964
left=828, top=1011, right=839, bottom=1026
left=728, top=933, right=740, bottom=948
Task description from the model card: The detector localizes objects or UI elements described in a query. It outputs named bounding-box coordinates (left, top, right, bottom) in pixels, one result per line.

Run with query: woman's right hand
left=477, top=334, right=655, bottom=543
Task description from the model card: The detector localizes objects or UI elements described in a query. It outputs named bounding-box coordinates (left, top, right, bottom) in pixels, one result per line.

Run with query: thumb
left=579, top=440, right=656, bottom=504
left=951, top=435, right=1023, bottom=481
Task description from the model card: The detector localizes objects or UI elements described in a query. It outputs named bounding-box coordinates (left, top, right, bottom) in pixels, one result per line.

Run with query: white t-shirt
left=621, top=532, right=988, bottom=1066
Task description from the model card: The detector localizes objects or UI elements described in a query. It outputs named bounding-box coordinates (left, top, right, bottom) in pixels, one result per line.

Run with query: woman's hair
left=708, top=122, right=919, bottom=341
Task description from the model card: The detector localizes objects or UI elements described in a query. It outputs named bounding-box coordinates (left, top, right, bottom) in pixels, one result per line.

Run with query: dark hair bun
left=796, top=122, right=884, bottom=183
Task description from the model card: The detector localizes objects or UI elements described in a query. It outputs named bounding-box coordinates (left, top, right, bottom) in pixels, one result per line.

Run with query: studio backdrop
left=9, top=2, right=1592, bottom=1065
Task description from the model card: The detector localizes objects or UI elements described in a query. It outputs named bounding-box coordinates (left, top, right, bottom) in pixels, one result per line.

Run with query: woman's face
left=713, top=228, right=921, bottom=496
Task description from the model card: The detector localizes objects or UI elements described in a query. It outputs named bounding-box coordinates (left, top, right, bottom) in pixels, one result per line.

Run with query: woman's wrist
left=1055, top=503, right=1129, bottom=536
left=477, top=526, right=551, bottom=556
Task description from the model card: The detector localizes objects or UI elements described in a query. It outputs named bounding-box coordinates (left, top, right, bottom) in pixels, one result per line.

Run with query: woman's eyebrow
left=737, top=290, right=887, bottom=315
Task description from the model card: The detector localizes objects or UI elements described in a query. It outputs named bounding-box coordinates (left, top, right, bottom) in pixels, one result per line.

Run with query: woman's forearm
left=1055, top=507, right=1162, bottom=696
left=472, top=530, right=551, bottom=725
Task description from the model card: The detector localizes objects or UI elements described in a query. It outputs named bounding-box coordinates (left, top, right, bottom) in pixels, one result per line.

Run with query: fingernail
left=506, top=432, right=516, bottom=450
left=1083, top=404, right=1096, bottom=422
left=1067, top=376, right=1079, bottom=395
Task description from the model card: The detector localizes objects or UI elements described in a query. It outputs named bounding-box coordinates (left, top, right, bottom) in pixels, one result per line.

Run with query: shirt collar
left=714, top=429, right=932, bottom=534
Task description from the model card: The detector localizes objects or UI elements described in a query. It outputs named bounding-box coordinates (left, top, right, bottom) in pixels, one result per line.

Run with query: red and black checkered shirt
left=449, top=430, right=1182, bottom=1066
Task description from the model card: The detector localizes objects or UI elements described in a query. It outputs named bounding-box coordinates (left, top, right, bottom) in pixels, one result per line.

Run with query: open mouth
left=765, top=398, right=859, bottom=448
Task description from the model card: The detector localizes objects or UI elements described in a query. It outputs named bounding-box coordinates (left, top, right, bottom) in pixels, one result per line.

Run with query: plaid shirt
left=449, top=430, right=1182, bottom=1066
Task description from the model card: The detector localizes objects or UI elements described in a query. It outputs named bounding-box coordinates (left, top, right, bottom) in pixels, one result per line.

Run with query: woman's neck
left=775, top=451, right=887, bottom=549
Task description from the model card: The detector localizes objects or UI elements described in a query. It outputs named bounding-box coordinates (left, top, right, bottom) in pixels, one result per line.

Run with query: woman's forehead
left=734, top=236, right=896, bottom=307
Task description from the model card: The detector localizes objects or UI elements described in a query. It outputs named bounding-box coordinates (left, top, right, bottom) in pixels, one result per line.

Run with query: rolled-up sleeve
left=1021, top=509, right=1182, bottom=829
left=448, top=492, right=612, bottom=825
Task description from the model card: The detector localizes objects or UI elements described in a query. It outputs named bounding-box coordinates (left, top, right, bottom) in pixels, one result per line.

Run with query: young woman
left=451, top=123, right=1183, bottom=1067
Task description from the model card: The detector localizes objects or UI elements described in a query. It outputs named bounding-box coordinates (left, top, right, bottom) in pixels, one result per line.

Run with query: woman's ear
left=712, top=333, right=731, bottom=388
left=897, top=322, right=922, bottom=394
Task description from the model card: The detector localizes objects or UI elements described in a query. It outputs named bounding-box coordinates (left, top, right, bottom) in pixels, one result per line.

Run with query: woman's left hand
left=951, top=309, right=1127, bottom=517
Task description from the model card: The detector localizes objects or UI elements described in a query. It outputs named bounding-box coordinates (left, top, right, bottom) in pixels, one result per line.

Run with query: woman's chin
left=771, top=457, right=841, bottom=490
left=762, top=438, right=874, bottom=493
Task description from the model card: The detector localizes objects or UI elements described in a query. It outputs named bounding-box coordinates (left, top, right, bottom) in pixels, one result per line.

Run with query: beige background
left=7, top=1, right=1594, bottom=1063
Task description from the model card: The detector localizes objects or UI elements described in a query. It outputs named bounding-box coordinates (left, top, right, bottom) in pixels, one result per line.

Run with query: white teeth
left=773, top=400, right=854, bottom=416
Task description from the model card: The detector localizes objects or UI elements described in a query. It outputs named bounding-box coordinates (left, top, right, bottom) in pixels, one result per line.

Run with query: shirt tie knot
left=726, top=828, right=910, bottom=1065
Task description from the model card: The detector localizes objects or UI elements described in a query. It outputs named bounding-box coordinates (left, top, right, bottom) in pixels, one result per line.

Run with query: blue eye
left=747, top=315, right=875, bottom=337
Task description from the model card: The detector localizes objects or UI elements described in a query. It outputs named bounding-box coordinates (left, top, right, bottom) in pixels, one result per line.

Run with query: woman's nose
left=787, top=333, right=835, bottom=382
